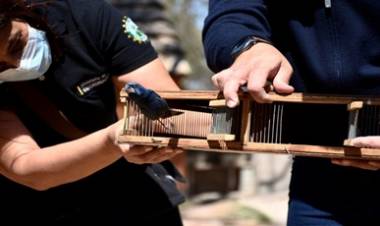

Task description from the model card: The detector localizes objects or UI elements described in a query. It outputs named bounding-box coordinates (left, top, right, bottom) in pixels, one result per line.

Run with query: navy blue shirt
left=0, top=0, right=184, bottom=224
left=204, top=0, right=380, bottom=94
left=204, top=0, right=380, bottom=224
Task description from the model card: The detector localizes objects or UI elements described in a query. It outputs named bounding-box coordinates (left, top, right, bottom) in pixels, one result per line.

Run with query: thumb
left=272, top=62, right=294, bottom=94
left=223, top=79, right=241, bottom=108
left=117, top=143, right=132, bottom=154
left=350, top=136, right=380, bottom=148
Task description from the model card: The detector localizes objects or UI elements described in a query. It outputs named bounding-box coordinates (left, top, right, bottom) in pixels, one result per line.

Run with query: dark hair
left=0, top=0, right=61, bottom=60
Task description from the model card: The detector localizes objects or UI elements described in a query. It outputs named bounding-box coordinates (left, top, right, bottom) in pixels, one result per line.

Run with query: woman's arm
left=0, top=59, right=179, bottom=191
left=112, top=58, right=180, bottom=92
left=0, top=109, right=123, bottom=191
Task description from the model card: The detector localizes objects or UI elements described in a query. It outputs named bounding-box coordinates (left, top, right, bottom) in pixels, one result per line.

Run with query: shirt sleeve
left=202, top=0, right=272, bottom=72
left=87, top=0, right=158, bottom=76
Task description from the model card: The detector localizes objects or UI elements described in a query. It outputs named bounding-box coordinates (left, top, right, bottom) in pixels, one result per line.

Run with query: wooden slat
left=120, top=90, right=221, bottom=100
left=209, top=99, right=227, bottom=107
left=267, top=93, right=380, bottom=105
left=240, top=99, right=251, bottom=144
left=117, top=135, right=380, bottom=160
left=207, top=133, right=235, bottom=141
left=120, top=90, right=380, bottom=105
left=347, top=101, right=364, bottom=111
left=118, top=89, right=380, bottom=160
left=343, top=139, right=354, bottom=146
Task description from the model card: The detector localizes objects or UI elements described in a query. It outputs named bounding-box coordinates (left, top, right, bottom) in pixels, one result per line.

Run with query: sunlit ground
left=181, top=191, right=288, bottom=226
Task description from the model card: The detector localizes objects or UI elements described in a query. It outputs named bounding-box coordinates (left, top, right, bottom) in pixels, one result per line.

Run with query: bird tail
left=170, top=109, right=184, bottom=117
left=161, top=109, right=184, bottom=119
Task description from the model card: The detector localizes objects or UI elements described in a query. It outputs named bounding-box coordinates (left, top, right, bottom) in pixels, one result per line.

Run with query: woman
left=203, top=0, right=380, bottom=225
left=0, top=0, right=185, bottom=225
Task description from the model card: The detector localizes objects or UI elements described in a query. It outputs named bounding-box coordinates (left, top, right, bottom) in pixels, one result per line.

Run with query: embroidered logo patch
left=76, top=74, right=109, bottom=96
left=122, top=16, right=148, bottom=44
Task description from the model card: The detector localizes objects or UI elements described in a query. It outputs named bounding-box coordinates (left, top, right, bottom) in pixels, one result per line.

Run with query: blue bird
left=124, top=82, right=182, bottom=121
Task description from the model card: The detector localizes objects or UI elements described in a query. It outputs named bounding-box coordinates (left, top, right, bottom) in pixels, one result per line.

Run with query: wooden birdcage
left=118, top=89, right=380, bottom=160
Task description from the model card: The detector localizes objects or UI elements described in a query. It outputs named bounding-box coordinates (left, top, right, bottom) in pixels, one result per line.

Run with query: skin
left=0, top=20, right=28, bottom=71
left=213, top=42, right=380, bottom=171
left=332, top=137, right=380, bottom=171
left=212, top=42, right=294, bottom=107
left=0, top=20, right=182, bottom=190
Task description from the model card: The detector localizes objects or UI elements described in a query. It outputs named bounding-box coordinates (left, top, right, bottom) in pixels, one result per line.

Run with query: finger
left=246, top=68, right=272, bottom=103
left=145, top=147, right=183, bottom=163
left=117, top=143, right=132, bottom=155
left=211, top=74, right=220, bottom=89
left=223, top=79, right=242, bottom=108
left=272, top=60, right=294, bottom=94
left=123, top=156, right=146, bottom=165
left=331, top=159, right=379, bottom=171
left=368, top=161, right=380, bottom=168
left=155, top=147, right=183, bottom=155
left=127, top=145, right=155, bottom=156
left=150, top=151, right=183, bottom=164
left=135, top=147, right=168, bottom=162
left=211, top=69, right=231, bottom=90
left=350, top=136, right=380, bottom=148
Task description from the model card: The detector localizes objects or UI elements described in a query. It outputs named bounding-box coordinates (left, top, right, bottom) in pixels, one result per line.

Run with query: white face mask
left=0, top=24, right=52, bottom=82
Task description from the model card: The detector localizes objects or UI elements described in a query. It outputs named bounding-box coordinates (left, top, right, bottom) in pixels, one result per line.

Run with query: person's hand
left=117, top=144, right=183, bottom=164
left=212, top=42, right=294, bottom=107
left=107, top=119, right=183, bottom=164
left=332, top=136, right=380, bottom=170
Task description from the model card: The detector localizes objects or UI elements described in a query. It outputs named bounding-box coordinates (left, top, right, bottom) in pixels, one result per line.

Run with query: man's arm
left=203, top=0, right=272, bottom=72
left=203, top=0, right=293, bottom=106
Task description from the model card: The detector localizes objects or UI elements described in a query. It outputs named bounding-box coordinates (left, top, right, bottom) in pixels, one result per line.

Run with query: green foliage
left=226, top=204, right=272, bottom=224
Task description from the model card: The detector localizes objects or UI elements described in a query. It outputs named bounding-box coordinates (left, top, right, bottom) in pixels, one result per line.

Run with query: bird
left=124, top=82, right=183, bottom=128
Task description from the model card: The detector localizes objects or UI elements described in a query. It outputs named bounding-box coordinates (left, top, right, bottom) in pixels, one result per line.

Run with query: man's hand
left=211, top=43, right=294, bottom=107
left=332, top=136, right=380, bottom=170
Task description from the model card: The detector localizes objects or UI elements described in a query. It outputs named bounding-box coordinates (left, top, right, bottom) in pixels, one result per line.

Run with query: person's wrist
left=105, top=122, right=121, bottom=146
left=230, top=36, right=272, bottom=60
left=105, top=123, right=126, bottom=156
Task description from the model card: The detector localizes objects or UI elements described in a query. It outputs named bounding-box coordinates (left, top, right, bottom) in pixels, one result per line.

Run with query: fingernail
left=118, top=143, right=131, bottom=150
left=227, top=98, right=238, bottom=108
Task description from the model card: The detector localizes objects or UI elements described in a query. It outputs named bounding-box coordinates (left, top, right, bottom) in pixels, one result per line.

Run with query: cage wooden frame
left=118, top=90, right=380, bottom=160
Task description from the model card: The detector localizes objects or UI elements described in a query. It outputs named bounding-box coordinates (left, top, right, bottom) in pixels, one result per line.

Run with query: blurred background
left=109, top=0, right=292, bottom=225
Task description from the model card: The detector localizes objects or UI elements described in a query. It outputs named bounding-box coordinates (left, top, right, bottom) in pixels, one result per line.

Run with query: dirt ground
left=180, top=192, right=288, bottom=226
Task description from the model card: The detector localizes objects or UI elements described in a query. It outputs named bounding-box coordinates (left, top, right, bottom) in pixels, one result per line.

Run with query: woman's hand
left=107, top=119, right=183, bottom=165
left=332, top=136, right=380, bottom=170
left=212, top=43, right=294, bottom=107
left=117, top=144, right=183, bottom=164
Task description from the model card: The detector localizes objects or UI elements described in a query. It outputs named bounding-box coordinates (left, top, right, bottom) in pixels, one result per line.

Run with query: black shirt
left=0, top=0, right=184, bottom=224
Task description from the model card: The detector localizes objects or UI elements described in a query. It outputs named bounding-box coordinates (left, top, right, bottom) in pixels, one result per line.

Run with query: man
left=203, top=1, right=380, bottom=225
